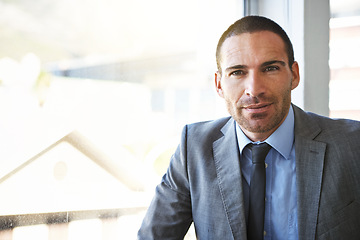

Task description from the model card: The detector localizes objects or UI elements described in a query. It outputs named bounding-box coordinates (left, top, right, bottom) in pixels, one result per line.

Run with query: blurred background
left=0, top=0, right=359, bottom=239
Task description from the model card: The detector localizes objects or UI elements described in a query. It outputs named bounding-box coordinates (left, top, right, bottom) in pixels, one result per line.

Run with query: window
left=0, top=0, right=243, bottom=239
left=329, top=0, right=360, bottom=120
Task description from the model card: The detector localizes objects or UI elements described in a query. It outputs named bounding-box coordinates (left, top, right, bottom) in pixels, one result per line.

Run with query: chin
left=236, top=114, right=281, bottom=133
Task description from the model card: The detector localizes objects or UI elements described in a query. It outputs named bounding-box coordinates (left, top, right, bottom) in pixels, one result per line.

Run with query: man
left=138, top=16, right=360, bottom=240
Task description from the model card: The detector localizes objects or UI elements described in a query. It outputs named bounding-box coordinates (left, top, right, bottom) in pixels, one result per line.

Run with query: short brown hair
left=216, top=16, right=294, bottom=72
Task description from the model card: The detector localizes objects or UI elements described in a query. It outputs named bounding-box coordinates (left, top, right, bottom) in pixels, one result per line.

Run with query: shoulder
left=293, top=104, right=360, bottom=140
left=302, top=109, right=359, bottom=131
left=186, top=116, right=232, bottom=133
left=180, top=116, right=233, bottom=144
left=311, top=112, right=359, bottom=130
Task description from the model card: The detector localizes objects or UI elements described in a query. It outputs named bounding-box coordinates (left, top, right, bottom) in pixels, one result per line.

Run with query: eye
left=230, top=70, right=246, bottom=77
left=264, top=65, right=280, bottom=72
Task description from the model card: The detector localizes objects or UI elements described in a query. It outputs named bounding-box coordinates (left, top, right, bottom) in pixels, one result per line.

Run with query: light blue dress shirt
left=236, top=105, right=298, bottom=239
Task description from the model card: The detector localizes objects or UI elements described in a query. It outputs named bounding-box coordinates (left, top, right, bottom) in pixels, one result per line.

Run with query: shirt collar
left=236, top=105, right=295, bottom=160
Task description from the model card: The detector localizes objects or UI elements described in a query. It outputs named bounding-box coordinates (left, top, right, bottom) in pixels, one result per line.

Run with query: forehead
left=220, top=31, right=288, bottom=68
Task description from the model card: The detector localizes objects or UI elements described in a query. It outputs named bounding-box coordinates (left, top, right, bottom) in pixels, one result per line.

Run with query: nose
left=244, top=71, right=265, bottom=98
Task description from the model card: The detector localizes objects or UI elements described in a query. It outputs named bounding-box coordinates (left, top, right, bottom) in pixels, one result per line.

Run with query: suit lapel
left=213, top=118, right=247, bottom=239
left=212, top=106, right=327, bottom=239
left=293, top=105, right=327, bottom=239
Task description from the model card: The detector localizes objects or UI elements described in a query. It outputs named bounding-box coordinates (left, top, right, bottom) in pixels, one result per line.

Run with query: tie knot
left=251, top=143, right=271, bottom=164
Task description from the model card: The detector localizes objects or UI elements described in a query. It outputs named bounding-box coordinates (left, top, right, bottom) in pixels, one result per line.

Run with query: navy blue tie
left=248, top=143, right=271, bottom=240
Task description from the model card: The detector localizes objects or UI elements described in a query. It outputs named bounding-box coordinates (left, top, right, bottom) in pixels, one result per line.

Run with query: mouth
left=242, top=103, right=273, bottom=113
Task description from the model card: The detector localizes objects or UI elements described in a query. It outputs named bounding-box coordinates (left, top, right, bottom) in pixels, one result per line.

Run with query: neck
left=240, top=127, right=275, bottom=142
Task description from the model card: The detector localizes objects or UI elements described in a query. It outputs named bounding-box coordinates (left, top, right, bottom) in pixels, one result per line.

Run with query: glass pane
left=0, top=0, right=243, bottom=239
left=329, top=0, right=360, bottom=120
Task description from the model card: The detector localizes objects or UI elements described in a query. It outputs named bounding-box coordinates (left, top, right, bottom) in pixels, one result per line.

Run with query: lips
left=242, top=103, right=273, bottom=113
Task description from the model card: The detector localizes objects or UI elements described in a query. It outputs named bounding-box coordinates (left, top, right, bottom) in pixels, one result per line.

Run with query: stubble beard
left=225, top=88, right=292, bottom=134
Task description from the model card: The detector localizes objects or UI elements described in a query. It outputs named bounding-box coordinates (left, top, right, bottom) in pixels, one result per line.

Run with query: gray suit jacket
left=138, top=105, right=360, bottom=239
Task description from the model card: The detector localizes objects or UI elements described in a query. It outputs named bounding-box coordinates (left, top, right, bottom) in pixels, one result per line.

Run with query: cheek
left=273, top=82, right=293, bottom=104
left=222, top=82, right=244, bottom=102
left=269, top=76, right=293, bottom=94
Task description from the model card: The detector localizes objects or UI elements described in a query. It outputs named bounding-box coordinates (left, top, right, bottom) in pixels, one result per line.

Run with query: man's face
left=215, top=31, right=300, bottom=141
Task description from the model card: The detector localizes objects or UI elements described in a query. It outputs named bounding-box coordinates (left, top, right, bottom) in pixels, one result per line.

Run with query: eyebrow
left=224, top=60, right=286, bottom=73
left=224, top=64, right=246, bottom=73
left=261, top=60, right=286, bottom=68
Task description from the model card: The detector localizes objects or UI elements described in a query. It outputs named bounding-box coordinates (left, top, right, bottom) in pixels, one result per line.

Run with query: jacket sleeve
left=138, top=125, right=192, bottom=240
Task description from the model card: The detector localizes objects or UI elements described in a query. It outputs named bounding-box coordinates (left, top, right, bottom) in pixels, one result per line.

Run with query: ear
left=290, top=61, right=300, bottom=90
left=215, top=71, right=224, bottom=98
